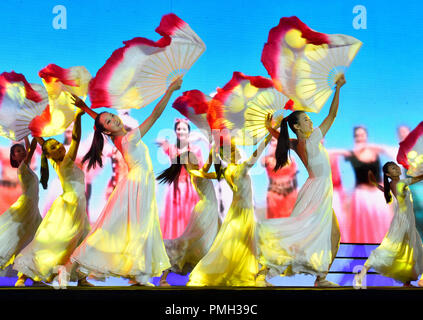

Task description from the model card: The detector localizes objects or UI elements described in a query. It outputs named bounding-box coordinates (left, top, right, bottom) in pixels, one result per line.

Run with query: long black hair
left=274, top=111, right=304, bottom=171
left=40, top=138, right=56, bottom=190
left=157, top=151, right=193, bottom=196
left=382, top=161, right=396, bottom=204
left=9, top=143, right=25, bottom=168
left=82, top=112, right=107, bottom=170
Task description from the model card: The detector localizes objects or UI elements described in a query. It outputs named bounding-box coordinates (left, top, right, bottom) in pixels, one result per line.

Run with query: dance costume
left=264, top=156, right=298, bottom=218
left=366, top=178, right=423, bottom=283
left=14, top=156, right=90, bottom=282
left=164, top=170, right=220, bottom=274
left=188, top=161, right=258, bottom=286
left=258, top=128, right=339, bottom=277
left=344, top=154, right=393, bottom=243
left=0, top=162, right=41, bottom=268
left=160, top=142, right=201, bottom=239
left=71, top=128, right=170, bottom=284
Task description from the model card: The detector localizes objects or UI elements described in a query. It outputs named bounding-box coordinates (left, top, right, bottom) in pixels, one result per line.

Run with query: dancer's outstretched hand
left=336, top=74, right=346, bottom=88
left=265, top=113, right=273, bottom=130
left=70, top=93, right=88, bottom=109
left=168, top=76, right=183, bottom=92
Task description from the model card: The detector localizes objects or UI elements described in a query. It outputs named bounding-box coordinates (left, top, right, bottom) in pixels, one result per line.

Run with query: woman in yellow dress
left=187, top=135, right=271, bottom=286
left=13, top=110, right=91, bottom=286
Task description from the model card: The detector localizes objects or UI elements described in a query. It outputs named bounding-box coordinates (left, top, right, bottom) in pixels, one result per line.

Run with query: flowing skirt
left=187, top=205, right=257, bottom=286
left=160, top=178, right=199, bottom=239
left=164, top=199, right=220, bottom=274
left=344, top=186, right=393, bottom=243
left=71, top=168, right=170, bottom=284
left=258, top=176, right=338, bottom=278
left=366, top=202, right=423, bottom=283
left=13, top=192, right=89, bottom=282
left=0, top=195, right=41, bottom=268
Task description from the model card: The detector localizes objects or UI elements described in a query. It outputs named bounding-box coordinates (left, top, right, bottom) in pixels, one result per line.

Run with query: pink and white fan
left=29, top=64, right=92, bottom=137
left=261, top=16, right=362, bottom=113
left=0, top=71, right=47, bottom=141
left=211, top=72, right=292, bottom=145
left=397, top=122, right=423, bottom=177
left=89, top=13, right=206, bottom=110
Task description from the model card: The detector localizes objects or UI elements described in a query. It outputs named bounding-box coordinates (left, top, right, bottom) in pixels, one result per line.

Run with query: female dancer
left=0, top=145, right=23, bottom=214
left=157, top=149, right=220, bottom=285
left=354, top=163, right=423, bottom=287
left=70, top=78, right=182, bottom=285
left=257, top=75, right=346, bottom=287
left=13, top=110, right=91, bottom=286
left=0, top=138, right=42, bottom=272
left=157, top=118, right=202, bottom=239
left=261, top=136, right=298, bottom=218
left=334, top=126, right=394, bottom=243
left=187, top=134, right=271, bottom=286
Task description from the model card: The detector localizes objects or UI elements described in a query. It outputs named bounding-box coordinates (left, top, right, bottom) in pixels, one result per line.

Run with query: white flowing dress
left=164, top=172, right=220, bottom=274
left=14, top=156, right=90, bottom=282
left=258, top=128, right=339, bottom=277
left=0, top=162, right=42, bottom=268
left=71, top=128, right=170, bottom=284
left=366, top=178, right=423, bottom=283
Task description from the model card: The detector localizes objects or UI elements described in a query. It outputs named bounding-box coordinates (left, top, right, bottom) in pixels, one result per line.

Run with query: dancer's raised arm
left=71, top=94, right=98, bottom=120
left=67, top=110, right=84, bottom=161
left=265, top=114, right=280, bottom=140
left=24, top=138, right=38, bottom=166
left=138, top=77, right=182, bottom=138
left=245, top=134, right=272, bottom=168
left=319, top=74, right=346, bottom=137
left=409, top=174, right=423, bottom=185
left=201, top=149, right=213, bottom=173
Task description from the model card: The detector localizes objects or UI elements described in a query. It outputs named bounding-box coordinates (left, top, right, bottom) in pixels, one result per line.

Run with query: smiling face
left=175, top=121, right=190, bottom=143
left=293, top=112, right=313, bottom=135
left=98, top=112, right=124, bottom=135
left=44, top=139, right=66, bottom=162
left=386, top=163, right=401, bottom=178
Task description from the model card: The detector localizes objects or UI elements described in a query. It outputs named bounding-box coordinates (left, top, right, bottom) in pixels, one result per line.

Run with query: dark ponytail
left=274, top=117, right=290, bottom=171
left=382, top=162, right=395, bottom=204
left=40, top=141, right=52, bottom=190
left=274, top=111, right=304, bottom=171
left=156, top=153, right=186, bottom=192
left=82, top=113, right=106, bottom=170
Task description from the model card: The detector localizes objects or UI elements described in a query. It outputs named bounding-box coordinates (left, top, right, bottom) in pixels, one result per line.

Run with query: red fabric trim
left=261, top=16, right=330, bottom=81
left=397, top=121, right=423, bottom=169
left=28, top=104, right=51, bottom=137
left=213, top=72, right=273, bottom=106
left=284, top=99, right=294, bottom=110
left=155, top=13, right=186, bottom=36
left=0, top=71, right=43, bottom=103
left=172, top=90, right=209, bottom=116
left=89, top=21, right=177, bottom=109
left=38, top=64, right=76, bottom=86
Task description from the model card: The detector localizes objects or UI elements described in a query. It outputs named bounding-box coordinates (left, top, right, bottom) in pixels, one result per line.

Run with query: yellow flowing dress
left=366, top=178, right=423, bottom=283
left=14, top=156, right=90, bottom=282
left=187, top=161, right=258, bottom=286
left=0, top=162, right=42, bottom=268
